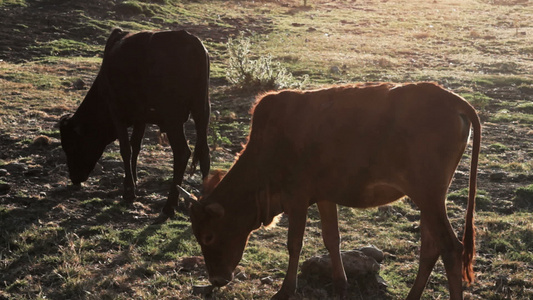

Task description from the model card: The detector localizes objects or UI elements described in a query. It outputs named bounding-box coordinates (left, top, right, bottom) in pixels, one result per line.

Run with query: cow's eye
left=202, top=233, right=215, bottom=245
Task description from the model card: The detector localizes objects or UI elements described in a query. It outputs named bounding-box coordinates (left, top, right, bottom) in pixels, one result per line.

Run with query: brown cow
left=60, top=29, right=210, bottom=223
left=187, top=82, right=481, bottom=300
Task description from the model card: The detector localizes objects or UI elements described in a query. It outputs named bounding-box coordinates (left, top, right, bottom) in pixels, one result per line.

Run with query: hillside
left=1, top=0, right=533, bottom=299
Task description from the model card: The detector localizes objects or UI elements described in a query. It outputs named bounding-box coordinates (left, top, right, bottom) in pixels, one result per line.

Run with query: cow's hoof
left=122, top=190, right=136, bottom=203
left=122, top=196, right=136, bottom=204
left=152, top=213, right=170, bottom=225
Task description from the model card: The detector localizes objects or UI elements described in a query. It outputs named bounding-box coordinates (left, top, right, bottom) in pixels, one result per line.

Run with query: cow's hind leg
left=438, top=215, right=464, bottom=300
left=408, top=195, right=464, bottom=300
left=317, top=201, right=347, bottom=299
left=190, top=94, right=210, bottom=179
left=155, top=124, right=191, bottom=223
left=406, top=212, right=441, bottom=300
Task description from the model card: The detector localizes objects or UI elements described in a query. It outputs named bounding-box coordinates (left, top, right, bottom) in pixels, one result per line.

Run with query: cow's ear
left=203, top=170, right=226, bottom=195
left=59, top=114, right=71, bottom=128
left=205, top=203, right=224, bottom=219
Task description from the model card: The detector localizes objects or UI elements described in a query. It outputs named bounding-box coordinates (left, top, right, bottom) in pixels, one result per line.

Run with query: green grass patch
left=472, top=75, right=533, bottom=87
left=488, top=142, right=508, bottom=153
left=461, top=92, right=492, bottom=110
left=0, top=0, right=26, bottom=7
left=490, top=110, right=533, bottom=124
left=514, top=184, right=533, bottom=209
left=29, top=39, right=102, bottom=57
left=515, top=102, right=533, bottom=114
left=448, top=188, right=491, bottom=210
left=1, top=0, right=533, bottom=299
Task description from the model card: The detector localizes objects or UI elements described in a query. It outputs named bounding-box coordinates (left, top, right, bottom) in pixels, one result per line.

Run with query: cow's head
left=185, top=172, right=252, bottom=287
left=59, top=115, right=107, bottom=185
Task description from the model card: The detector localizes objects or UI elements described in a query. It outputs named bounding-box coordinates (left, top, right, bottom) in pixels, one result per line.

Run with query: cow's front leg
left=317, top=201, right=347, bottom=299
left=115, top=122, right=136, bottom=202
left=272, top=205, right=308, bottom=300
left=153, top=124, right=191, bottom=224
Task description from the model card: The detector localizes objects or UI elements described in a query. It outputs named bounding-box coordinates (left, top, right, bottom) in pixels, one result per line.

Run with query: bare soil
left=1, top=0, right=533, bottom=299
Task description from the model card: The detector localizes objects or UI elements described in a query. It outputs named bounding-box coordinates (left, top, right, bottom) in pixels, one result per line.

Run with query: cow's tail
left=190, top=43, right=211, bottom=179
left=461, top=98, right=481, bottom=285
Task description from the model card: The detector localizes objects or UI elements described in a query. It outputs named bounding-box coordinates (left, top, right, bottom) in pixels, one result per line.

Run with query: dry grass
left=1, top=0, right=533, bottom=299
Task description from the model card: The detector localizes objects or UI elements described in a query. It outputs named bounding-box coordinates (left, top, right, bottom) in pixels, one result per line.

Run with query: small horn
left=177, top=185, right=199, bottom=206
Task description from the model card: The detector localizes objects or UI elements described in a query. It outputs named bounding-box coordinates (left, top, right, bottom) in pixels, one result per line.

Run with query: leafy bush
left=225, top=33, right=308, bottom=91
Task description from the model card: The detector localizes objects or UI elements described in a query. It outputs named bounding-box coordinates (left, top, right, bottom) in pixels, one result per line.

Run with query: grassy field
left=1, top=0, right=533, bottom=299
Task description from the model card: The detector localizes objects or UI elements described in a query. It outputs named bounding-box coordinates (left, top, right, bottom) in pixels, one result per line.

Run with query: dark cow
left=60, top=28, right=210, bottom=222
left=187, top=82, right=481, bottom=299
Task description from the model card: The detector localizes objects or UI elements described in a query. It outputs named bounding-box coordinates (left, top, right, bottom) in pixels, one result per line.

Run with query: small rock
left=301, top=285, right=329, bottom=299
left=260, top=276, right=274, bottom=285
left=180, top=256, right=204, bottom=271
left=359, top=246, right=384, bottom=263
left=32, top=135, right=51, bottom=147
left=330, top=66, right=341, bottom=74
left=235, top=271, right=247, bottom=281
left=490, top=172, right=507, bottom=182
left=0, top=183, right=10, bottom=194
left=73, top=78, right=86, bottom=90
left=102, top=160, right=123, bottom=172
left=300, top=249, right=380, bottom=280
left=24, top=167, right=42, bottom=177
left=3, top=163, right=27, bottom=174
left=342, top=250, right=380, bottom=275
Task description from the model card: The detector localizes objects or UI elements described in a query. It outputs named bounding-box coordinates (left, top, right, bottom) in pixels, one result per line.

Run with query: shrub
left=225, top=33, right=308, bottom=91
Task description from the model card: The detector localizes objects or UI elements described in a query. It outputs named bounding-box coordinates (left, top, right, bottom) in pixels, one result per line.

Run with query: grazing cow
left=60, top=28, right=210, bottom=222
left=187, top=82, right=481, bottom=299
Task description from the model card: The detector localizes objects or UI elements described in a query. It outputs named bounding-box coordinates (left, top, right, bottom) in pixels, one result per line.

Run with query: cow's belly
left=336, top=183, right=406, bottom=208
left=317, top=178, right=406, bottom=209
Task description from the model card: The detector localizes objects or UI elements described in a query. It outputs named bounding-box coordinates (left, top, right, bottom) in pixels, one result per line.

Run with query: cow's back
left=104, top=30, right=206, bottom=82
left=100, top=30, right=209, bottom=125
left=246, top=83, right=473, bottom=207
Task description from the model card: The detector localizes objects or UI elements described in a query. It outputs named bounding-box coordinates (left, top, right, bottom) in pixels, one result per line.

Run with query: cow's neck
left=72, top=75, right=116, bottom=143
left=254, top=183, right=283, bottom=229
left=73, top=75, right=112, bottom=126
left=213, top=153, right=283, bottom=232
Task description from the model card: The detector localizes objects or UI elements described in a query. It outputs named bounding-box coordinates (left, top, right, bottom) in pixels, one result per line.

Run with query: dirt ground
left=1, top=0, right=533, bottom=299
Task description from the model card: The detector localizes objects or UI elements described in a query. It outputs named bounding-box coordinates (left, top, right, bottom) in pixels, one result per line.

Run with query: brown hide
left=190, top=82, right=480, bottom=300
